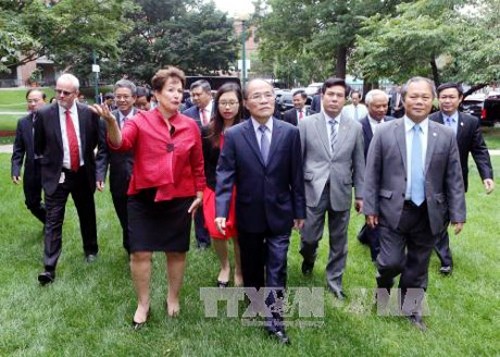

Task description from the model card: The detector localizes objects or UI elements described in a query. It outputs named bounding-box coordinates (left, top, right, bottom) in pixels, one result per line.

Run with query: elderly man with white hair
left=357, top=89, right=394, bottom=261
left=34, top=73, right=106, bottom=285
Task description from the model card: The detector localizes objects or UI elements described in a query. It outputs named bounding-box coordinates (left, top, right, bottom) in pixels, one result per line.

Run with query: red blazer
left=109, top=108, right=206, bottom=201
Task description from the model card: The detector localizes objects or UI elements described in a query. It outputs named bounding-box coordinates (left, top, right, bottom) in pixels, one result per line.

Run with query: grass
left=482, top=126, right=500, bottom=149
left=0, top=154, right=498, bottom=356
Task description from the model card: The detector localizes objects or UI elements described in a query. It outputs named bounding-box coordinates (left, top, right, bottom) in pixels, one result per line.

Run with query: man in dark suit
left=215, top=79, right=306, bottom=344
left=310, top=88, right=322, bottom=113
left=390, top=85, right=404, bottom=118
left=182, top=79, right=213, bottom=249
left=34, top=73, right=105, bottom=285
left=430, top=82, right=494, bottom=275
left=364, top=77, right=466, bottom=330
left=298, top=77, right=364, bottom=301
left=96, top=79, right=139, bottom=254
left=11, top=88, right=47, bottom=224
left=282, top=89, right=315, bottom=126
left=357, top=89, right=394, bottom=261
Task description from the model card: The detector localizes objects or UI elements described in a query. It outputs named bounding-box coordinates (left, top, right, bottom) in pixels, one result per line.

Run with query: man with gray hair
left=95, top=79, right=139, bottom=254
left=34, top=73, right=106, bottom=285
left=363, top=77, right=466, bottom=330
left=357, top=89, right=394, bottom=261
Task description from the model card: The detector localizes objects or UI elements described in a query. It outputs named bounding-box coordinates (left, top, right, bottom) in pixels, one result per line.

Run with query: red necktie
left=299, top=110, right=303, bottom=120
left=65, top=110, right=80, bottom=172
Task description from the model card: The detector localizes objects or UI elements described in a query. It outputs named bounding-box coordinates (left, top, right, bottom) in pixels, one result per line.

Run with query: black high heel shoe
left=132, top=309, right=150, bottom=330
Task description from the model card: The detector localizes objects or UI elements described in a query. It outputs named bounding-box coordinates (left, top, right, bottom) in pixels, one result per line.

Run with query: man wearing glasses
left=215, top=79, right=305, bottom=345
left=95, top=79, right=139, bottom=254
left=34, top=73, right=105, bottom=285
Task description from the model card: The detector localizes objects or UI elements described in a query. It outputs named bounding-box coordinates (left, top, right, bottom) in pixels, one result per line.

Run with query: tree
left=0, top=0, right=131, bottom=75
left=255, top=0, right=408, bottom=83
left=104, top=0, right=239, bottom=83
left=353, top=0, right=500, bottom=89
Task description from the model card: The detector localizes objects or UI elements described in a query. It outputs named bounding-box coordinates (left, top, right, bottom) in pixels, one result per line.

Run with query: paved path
left=1, top=144, right=499, bottom=155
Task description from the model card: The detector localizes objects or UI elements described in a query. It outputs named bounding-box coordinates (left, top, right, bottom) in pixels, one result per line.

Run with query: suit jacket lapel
left=77, top=104, right=86, bottom=152
left=313, top=113, right=331, bottom=158
left=456, top=112, right=466, bottom=142
left=395, top=119, right=407, bottom=173
left=242, top=119, right=265, bottom=166
left=425, top=121, right=438, bottom=173
left=53, top=104, right=63, bottom=151
left=267, top=118, right=283, bottom=165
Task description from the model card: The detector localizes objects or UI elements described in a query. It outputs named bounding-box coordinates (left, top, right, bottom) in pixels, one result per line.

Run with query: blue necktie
left=259, top=125, right=269, bottom=164
left=411, top=124, right=425, bottom=206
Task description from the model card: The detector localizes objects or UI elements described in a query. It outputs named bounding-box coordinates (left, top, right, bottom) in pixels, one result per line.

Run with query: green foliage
left=353, top=0, right=500, bottom=85
left=0, top=0, right=131, bottom=75
left=102, top=0, right=239, bottom=83
left=0, top=153, right=499, bottom=355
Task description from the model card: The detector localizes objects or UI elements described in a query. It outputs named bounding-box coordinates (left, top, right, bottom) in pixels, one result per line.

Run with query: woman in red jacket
left=93, top=66, right=205, bottom=328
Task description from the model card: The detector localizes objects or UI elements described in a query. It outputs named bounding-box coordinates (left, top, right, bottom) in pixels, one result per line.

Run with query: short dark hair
left=292, top=89, right=307, bottom=100
left=190, top=79, right=211, bottom=93
left=26, top=88, right=46, bottom=100
left=350, top=90, right=362, bottom=99
left=322, top=77, right=350, bottom=96
left=104, top=93, right=114, bottom=100
left=151, top=66, right=186, bottom=92
left=437, top=82, right=463, bottom=97
left=136, top=86, right=152, bottom=101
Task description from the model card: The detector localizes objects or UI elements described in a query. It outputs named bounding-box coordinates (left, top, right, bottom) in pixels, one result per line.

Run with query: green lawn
left=0, top=154, right=498, bottom=356
left=482, top=126, right=500, bottom=149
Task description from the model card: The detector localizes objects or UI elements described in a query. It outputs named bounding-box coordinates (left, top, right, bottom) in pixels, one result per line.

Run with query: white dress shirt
left=404, top=116, right=429, bottom=200
left=59, top=102, right=83, bottom=170
left=251, top=117, right=273, bottom=149
left=368, top=115, right=385, bottom=135
left=343, top=103, right=368, bottom=122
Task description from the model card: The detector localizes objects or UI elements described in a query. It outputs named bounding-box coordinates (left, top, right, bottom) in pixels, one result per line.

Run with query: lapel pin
left=433, top=132, right=437, bottom=137
left=461, top=122, right=464, bottom=126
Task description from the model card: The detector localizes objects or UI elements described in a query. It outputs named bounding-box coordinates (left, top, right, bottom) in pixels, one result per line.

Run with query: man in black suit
left=357, top=89, right=394, bottom=261
left=282, top=89, right=315, bottom=126
left=34, top=73, right=105, bottom=285
left=390, top=85, right=404, bottom=118
left=96, top=79, right=138, bottom=254
left=430, top=82, right=494, bottom=275
left=215, top=79, right=306, bottom=344
left=11, top=89, right=47, bottom=224
left=182, top=79, right=213, bottom=249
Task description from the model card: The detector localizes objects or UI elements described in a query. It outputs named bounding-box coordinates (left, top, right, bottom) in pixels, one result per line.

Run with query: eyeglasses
left=55, top=89, right=75, bottom=96
left=248, top=92, right=275, bottom=101
left=115, top=95, right=132, bottom=101
left=219, top=101, right=239, bottom=107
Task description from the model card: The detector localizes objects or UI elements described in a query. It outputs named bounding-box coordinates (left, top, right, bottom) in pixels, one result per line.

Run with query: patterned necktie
left=329, top=119, right=338, bottom=154
left=258, top=125, right=270, bottom=164
left=201, top=109, right=208, bottom=125
left=411, top=124, right=425, bottom=206
left=299, top=110, right=303, bottom=120
left=65, top=110, right=80, bottom=172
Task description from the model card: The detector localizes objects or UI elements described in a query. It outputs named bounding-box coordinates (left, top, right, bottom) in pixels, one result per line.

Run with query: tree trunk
left=463, top=83, right=487, bottom=98
left=335, top=46, right=347, bottom=79
left=430, top=55, right=440, bottom=87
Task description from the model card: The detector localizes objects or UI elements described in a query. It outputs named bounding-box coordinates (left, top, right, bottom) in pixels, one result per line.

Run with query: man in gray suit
left=298, top=77, right=364, bottom=300
left=363, top=77, right=466, bottom=330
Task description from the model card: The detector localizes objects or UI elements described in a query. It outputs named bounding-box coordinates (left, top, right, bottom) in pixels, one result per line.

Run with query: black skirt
left=128, top=189, right=193, bottom=252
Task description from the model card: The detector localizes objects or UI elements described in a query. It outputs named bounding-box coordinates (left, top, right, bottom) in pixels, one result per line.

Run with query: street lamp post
left=241, top=20, right=247, bottom=87
left=92, top=50, right=100, bottom=104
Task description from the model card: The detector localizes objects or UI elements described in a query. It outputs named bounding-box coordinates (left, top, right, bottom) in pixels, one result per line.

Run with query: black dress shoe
left=301, top=261, right=314, bottom=276
left=38, top=271, right=55, bottom=286
left=439, top=265, right=452, bottom=276
left=408, top=315, right=427, bottom=331
left=132, top=310, right=150, bottom=331
left=217, top=280, right=229, bottom=288
left=268, top=330, right=290, bottom=345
